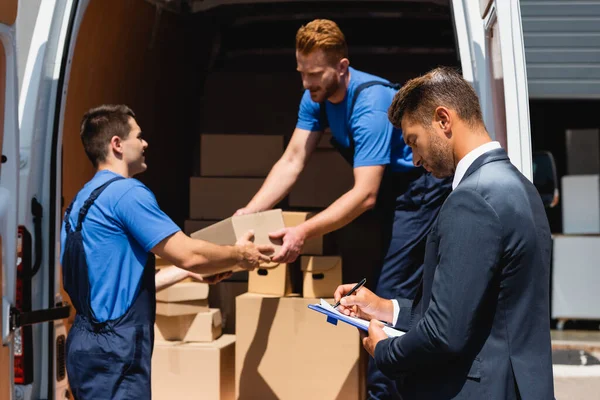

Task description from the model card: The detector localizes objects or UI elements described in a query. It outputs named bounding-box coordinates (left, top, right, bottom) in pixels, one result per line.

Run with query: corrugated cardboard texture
left=248, top=264, right=292, bottom=296
left=156, top=299, right=209, bottom=316
left=152, top=335, right=236, bottom=400
left=155, top=308, right=222, bottom=342
left=189, top=177, right=264, bottom=219
left=301, top=256, right=343, bottom=299
left=201, top=134, right=283, bottom=177
left=236, top=294, right=365, bottom=399
left=282, top=211, right=323, bottom=255
left=289, top=150, right=354, bottom=208
left=156, top=282, right=209, bottom=302
left=208, top=281, right=248, bottom=334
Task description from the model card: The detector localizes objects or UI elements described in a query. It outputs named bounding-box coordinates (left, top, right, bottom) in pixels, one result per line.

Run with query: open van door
left=1, top=0, right=21, bottom=398
left=452, top=0, right=533, bottom=179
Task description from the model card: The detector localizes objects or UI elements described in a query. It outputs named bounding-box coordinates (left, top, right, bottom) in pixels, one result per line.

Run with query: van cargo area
left=61, top=0, right=457, bottom=286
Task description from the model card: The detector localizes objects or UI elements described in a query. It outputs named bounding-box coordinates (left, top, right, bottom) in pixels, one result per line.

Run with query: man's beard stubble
left=427, top=130, right=454, bottom=178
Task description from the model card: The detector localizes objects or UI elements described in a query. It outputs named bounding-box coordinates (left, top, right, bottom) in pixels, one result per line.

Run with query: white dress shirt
left=390, top=141, right=502, bottom=327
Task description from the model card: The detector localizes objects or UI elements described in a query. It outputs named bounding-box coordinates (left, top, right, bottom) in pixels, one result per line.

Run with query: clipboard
left=308, top=299, right=405, bottom=338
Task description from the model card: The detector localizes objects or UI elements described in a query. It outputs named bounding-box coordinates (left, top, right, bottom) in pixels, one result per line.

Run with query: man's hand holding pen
left=333, top=282, right=396, bottom=357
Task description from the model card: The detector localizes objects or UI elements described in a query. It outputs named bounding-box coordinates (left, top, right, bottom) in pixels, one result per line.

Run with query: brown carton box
left=156, top=299, right=209, bottom=316
left=188, top=210, right=285, bottom=277
left=282, top=211, right=323, bottom=255
left=301, top=256, right=342, bottom=298
left=248, top=263, right=292, bottom=297
left=152, top=335, right=236, bottom=400
left=201, top=134, right=283, bottom=177
left=236, top=294, right=365, bottom=399
left=189, top=177, right=264, bottom=219
left=289, top=150, right=354, bottom=208
left=154, top=308, right=222, bottom=342
left=156, top=282, right=209, bottom=303
left=184, top=219, right=219, bottom=235
left=208, top=281, right=248, bottom=334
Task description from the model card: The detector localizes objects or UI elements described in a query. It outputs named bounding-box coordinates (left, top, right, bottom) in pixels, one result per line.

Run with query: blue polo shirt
left=296, top=67, right=414, bottom=172
left=60, top=170, right=180, bottom=322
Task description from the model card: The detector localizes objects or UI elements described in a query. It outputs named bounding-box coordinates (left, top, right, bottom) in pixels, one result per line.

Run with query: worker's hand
left=362, top=320, right=388, bottom=357
left=233, top=207, right=259, bottom=216
left=235, top=230, right=274, bottom=270
left=333, top=284, right=393, bottom=323
left=269, top=227, right=305, bottom=263
left=188, top=271, right=233, bottom=284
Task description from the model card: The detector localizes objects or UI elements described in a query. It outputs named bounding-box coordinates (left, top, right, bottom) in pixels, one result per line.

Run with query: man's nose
left=143, top=140, right=148, bottom=149
left=413, top=153, right=422, bottom=167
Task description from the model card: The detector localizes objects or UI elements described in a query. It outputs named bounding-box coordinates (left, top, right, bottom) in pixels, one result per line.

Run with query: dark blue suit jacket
left=374, top=148, right=554, bottom=399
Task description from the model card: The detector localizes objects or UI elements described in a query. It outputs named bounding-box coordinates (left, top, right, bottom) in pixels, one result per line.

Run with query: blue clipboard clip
left=308, top=303, right=405, bottom=338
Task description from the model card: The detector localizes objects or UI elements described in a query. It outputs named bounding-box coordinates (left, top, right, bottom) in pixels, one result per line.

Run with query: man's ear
left=434, top=106, right=452, bottom=137
left=338, top=58, right=349, bottom=75
left=110, top=135, right=124, bottom=156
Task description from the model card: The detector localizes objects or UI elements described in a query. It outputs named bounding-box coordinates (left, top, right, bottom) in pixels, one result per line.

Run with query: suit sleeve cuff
left=374, top=337, right=402, bottom=379
left=394, top=297, right=413, bottom=332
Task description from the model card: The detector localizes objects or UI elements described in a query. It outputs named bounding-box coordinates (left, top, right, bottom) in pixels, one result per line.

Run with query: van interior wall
left=62, top=0, right=207, bottom=227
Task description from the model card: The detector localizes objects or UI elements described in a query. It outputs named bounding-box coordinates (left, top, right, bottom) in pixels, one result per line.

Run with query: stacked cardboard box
left=186, top=133, right=283, bottom=229
left=153, top=281, right=234, bottom=399
left=235, top=294, right=366, bottom=399
left=190, top=209, right=286, bottom=333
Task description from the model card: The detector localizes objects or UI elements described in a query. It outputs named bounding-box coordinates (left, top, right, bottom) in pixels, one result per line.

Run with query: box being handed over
left=189, top=209, right=284, bottom=277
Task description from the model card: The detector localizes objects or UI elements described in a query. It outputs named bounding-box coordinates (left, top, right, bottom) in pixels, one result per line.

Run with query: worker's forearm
left=297, top=188, right=375, bottom=239
left=182, top=242, right=242, bottom=276
left=246, top=158, right=303, bottom=211
left=155, top=266, right=190, bottom=292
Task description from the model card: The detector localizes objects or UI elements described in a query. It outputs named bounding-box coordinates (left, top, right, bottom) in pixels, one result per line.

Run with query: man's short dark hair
left=388, top=67, right=484, bottom=129
left=80, top=104, right=135, bottom=167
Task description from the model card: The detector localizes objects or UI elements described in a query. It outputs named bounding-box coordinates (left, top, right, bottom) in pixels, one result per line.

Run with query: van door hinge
left=9, top=303, right=71, bottom=331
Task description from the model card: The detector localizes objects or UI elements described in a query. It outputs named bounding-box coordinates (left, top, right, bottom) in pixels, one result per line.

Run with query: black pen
left=333, top=278, right=367, bottom=309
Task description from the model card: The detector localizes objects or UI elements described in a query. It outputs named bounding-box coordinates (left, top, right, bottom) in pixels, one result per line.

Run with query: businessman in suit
left=334, top=67, right=554, bottom=399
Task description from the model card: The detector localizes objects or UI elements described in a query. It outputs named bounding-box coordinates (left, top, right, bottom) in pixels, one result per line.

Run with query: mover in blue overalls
left=234, top=20, right=452, bottom=399
left=61, top=104, right=273, bottom=400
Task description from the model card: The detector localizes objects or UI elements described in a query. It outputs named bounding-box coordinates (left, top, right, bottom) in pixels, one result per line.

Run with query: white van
left=1, top=0, right=545, bottom=398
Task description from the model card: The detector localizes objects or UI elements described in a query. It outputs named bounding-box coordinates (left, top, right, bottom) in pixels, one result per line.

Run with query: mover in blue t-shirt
left=60, top=105, right=273, bottom=400
left=235, top=20, right=452, bottom=399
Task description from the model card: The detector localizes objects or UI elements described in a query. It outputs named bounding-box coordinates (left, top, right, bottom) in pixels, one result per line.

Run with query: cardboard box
left=566, top=129, right=600, bottom=175
left=248, top=263, right=292, bottom=297
left=201, top=134, right=283, bottom=177
left=289, top=150, right=354, bottom=208
left=301, top=256, right=342, bottom=298
left=561, top=175, right=600, bottom=234
left=282, top=211, right=323, bottom=255
left=236, top=294, right=365, bottom=399
left=156, top=299, right=209, bottom=316
left=189, top=209, right=285, bottom=277
left=189, top=177, right=264, bottom=219
left=154, top=308, right=222, bottom=342
left=184, top=219, right=219, bottom=235
left=152, top=335, right=235, bottom=400
left=208, top=281, right=248, bottom=334
left=156, top=282, right=209, bottom=303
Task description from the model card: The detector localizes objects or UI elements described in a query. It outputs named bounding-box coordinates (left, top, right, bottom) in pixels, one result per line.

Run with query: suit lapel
left=460, top=148, right=509, bottom=185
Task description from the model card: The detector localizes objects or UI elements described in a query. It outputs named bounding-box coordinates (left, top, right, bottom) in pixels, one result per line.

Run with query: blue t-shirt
left=296, top=67, right=414, bottom=172
left=60, top=170, right=180, bottom=322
